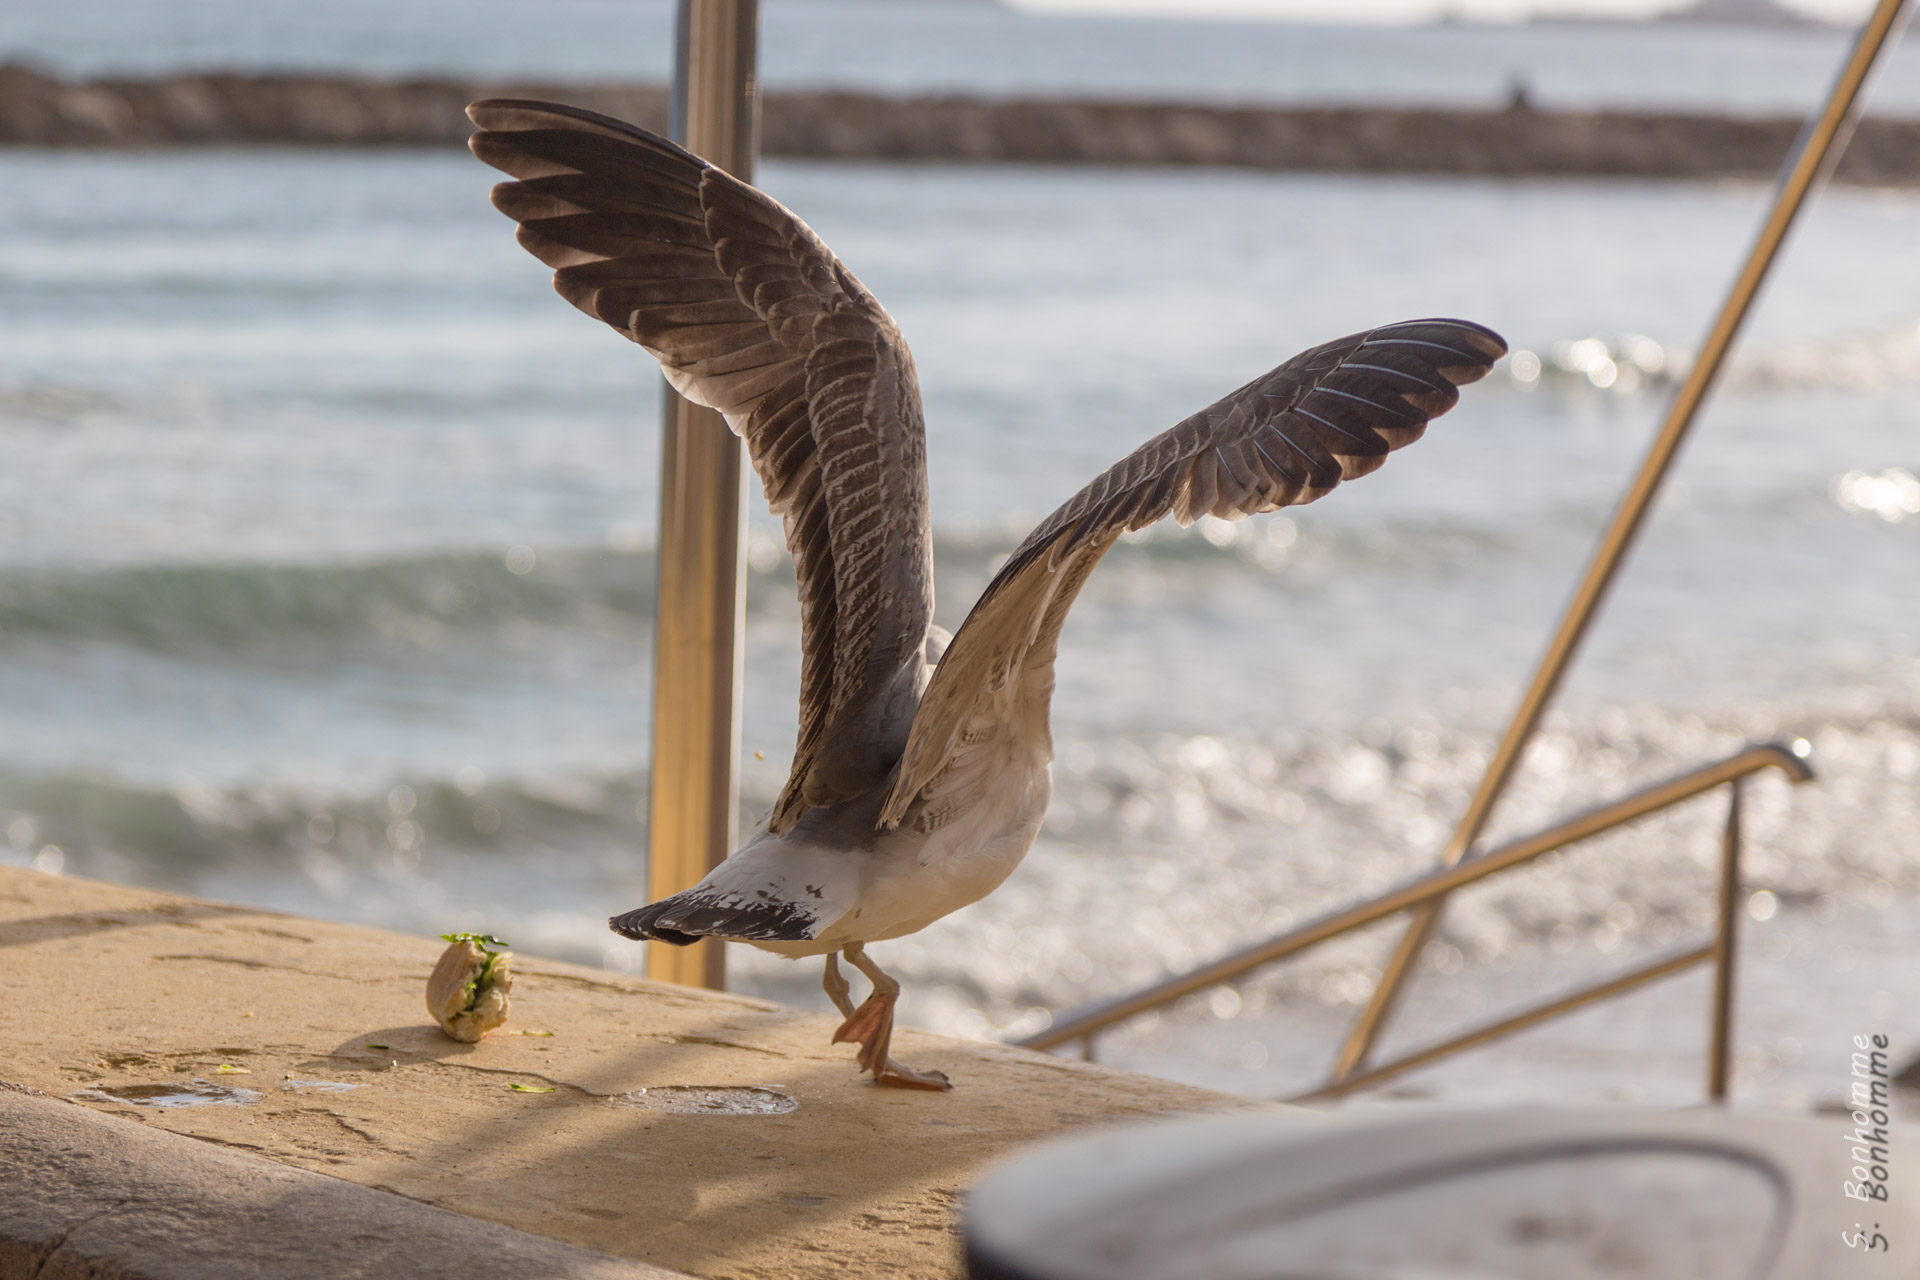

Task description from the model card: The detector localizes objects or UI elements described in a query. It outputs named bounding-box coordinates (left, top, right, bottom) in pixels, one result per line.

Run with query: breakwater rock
left=4, top=63, right=1918, bottom=183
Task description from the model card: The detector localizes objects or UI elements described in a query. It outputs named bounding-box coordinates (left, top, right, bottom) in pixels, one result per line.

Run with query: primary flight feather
left=469, top=98, right=1505, bottom=1089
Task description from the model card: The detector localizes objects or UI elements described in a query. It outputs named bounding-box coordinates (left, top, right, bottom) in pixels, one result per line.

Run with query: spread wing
left=878, top=319, right=1507, bottom=830
left=468, top=99, right=934, bottom=834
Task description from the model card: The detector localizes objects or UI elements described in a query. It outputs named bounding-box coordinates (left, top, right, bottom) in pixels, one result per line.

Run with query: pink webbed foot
left=832, top=991, right=952, bottom=1091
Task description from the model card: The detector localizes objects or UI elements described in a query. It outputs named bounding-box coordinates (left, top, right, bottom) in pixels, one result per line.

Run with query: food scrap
left=427, top=931, right=514, bottom=1042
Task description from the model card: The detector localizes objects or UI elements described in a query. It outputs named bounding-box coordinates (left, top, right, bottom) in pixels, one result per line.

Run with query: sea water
left=1, top=5, right=1917, bottom=1106
left=5, top=0, right=1920, bottom=116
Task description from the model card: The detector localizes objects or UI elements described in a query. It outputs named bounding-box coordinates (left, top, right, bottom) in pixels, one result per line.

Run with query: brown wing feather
left=879, top=319, right=1506, bottom=829
left=469, top=99, right=933, bottom=833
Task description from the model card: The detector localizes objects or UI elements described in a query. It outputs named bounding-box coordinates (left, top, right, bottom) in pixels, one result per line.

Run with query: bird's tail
left=609, top=899, right=703, bottom=946
left=609, top=890, right=823, bottom=946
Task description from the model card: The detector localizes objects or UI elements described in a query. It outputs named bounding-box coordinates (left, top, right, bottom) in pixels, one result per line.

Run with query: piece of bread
left=426, top=936, right=513, bottom=1042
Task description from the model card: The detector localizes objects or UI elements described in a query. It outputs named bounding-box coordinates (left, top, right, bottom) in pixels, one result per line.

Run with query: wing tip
left=466, top=97, right=707, bottom=168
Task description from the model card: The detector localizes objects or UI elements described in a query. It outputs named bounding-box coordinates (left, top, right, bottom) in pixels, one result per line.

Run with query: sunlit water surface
left=2, top=3, right=1918, bottom=1104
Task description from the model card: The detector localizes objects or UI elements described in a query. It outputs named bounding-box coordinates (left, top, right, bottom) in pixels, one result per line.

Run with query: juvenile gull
left=469, top=99, right=1506, bottom=1090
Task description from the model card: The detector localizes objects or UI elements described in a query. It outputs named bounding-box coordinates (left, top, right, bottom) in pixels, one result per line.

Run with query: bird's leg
left=831, top=943, right=952, bottom=1091
left=822, top=952, right=857, bottom=1020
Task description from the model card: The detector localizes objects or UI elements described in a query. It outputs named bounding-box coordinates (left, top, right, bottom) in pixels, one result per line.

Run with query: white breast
left=749, top=741, right=1053, bottom=957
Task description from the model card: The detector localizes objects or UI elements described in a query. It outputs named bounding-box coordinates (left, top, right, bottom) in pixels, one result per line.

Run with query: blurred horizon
left=4, top=0, right=1918, bottom=118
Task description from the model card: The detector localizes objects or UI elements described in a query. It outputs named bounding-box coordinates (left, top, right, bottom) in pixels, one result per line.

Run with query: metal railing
left=1019, top=741, right=1814, bottom=1103
left=639, top=0, right=1905, bottom=1006
left=1333, top=0, right=1912, bottom=1083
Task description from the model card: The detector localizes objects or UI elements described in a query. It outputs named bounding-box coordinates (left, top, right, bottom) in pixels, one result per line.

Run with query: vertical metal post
left=1329, top=0, right=1914, bottom=1083
left=646, top=0, right=761, bottom=990
left=1708, top=781, right=1743, bottom=1102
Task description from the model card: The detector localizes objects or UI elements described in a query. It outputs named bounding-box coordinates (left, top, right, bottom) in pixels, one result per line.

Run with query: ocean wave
left=7, top=704, right=1917, bottom=1033
left=0, top=550, right=647, bottom=649
left=0, top=478, right=1837, bottom=654
left=0, top=516, right=1564, bottom=653
left=0, top=765, right=652, bottom=880
left=0, top=379, right=131, bottom=425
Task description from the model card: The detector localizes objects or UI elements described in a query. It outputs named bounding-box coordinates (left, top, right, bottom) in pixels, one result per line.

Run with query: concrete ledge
left=0, top=869, right=1273, bottom=1279
left=0, top=1081, right=686, bottom=1280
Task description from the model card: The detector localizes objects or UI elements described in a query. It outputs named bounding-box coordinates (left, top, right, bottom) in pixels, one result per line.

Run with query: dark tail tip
left=609, top=903, right=699, bottom=946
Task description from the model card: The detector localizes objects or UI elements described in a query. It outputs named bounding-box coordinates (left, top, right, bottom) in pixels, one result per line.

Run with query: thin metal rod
left=1708, top=780, right=1744, bottom=1102
left=646, top=0, right=761, bottom=991
left=1020, top=743, right=1808, bottom=1052
left=1331, top=0, right=1912, bottom=1082
left=1291, top=945, right=1715, bottom=1104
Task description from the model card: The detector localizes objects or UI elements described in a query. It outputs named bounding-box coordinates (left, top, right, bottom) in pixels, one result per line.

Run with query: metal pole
left=646, top=0, right=761, bottom=990
left=1708, top=780, right=1743, bottom=1102
left=1330, top=0, right=1913, bottom=1082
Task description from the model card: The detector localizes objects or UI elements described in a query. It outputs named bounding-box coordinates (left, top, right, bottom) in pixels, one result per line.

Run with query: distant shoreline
left=3, top=64, right=1918, bottom=184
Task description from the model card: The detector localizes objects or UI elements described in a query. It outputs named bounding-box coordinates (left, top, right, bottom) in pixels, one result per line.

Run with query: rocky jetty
left=0, top=64, right=663, bottom=148
left=4, top=63, right=1918, bottom=183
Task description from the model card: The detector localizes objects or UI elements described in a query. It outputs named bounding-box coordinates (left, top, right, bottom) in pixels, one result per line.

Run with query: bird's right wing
left=878, top=319, right=1506, bottom=830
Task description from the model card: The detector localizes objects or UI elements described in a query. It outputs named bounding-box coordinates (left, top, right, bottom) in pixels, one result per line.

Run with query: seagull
left=469, top=99, right=1505, bottom=1090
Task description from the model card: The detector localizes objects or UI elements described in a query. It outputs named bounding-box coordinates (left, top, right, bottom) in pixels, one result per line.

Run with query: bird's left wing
left=468, top=100, right=935, bottom=833
left=878, top=319, right=1506, bottom=830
